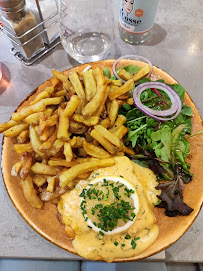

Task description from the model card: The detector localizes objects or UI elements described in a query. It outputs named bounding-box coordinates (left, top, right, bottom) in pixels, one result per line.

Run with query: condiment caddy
left=0, top=0, right=64, bottom=65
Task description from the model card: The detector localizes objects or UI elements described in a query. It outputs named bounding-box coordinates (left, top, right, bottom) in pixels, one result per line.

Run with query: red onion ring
left=133, top=82, right=182, bottom=121
left=112, top=55, right=153, bottom=83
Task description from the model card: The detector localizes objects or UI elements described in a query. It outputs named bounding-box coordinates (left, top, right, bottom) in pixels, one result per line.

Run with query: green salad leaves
left=116, top=74, right=194, bottom=216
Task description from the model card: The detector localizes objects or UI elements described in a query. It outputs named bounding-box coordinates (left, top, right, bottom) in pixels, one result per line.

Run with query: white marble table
left=0, top=0, right=202, bottom=262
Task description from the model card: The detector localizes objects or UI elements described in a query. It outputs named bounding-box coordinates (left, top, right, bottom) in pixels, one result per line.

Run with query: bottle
left=119, top=0, right=160, bottom=44
left=0, top=0, right=44, bottom=59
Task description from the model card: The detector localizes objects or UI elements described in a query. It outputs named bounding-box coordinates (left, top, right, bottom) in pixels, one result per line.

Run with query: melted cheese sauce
left=58, top=156, right=161, bottom=262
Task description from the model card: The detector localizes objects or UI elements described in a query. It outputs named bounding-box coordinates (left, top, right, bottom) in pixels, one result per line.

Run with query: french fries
left=109, top=100, right=121, bottom=128
left=31, top=162, right=59, bottom=175
left=19, top=152, right=33, bottom=180
left=29, top=125, right=45, bottom=158
left=4, top=123, right=29, bottom=137
left=90, top=129, right=117, bottom=154
left=17, top=130, right=29, bottom=143
left=83, top=141, right=111, bottom=159
left=82, top=85, right=107, bottom=118
left=57, top=108, right=70, bottom=141
left=63, top=95, right=80, bottom=117
left=14, top=143, right=33, bottom=154
left=73, top=115, right=99, bottom=126
left=83, top=69, right=97, bottom=101
left=133, top=64, right=151, bottom=81
left=94, top=125, right=121, bottom=148
left=33, top=175, right=47, bottom=187
left=59, top=158, right=115, bottom=187
left=1, top=63, right=146, bottom=209
left=21, top=175, right=43, bottom=209
left=64, top=142, right=73, bottom=162
left=0, top=119, right=20, bottom=133
left=118, top=69, right=133, bottom=81
left=108, top=79, right=134, bottom=101
left=69, top=71, right=86, bottom=101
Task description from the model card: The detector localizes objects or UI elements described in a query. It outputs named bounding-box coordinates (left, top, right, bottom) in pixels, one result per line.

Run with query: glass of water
left=59, top=0, right=115, bottom=64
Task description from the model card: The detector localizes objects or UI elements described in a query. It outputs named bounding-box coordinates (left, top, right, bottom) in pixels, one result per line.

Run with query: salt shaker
left=0, top=0, right=44, bottom=59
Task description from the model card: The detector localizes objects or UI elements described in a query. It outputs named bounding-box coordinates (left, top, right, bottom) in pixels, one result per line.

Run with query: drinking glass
left=58, top=0, right=115, bottom=64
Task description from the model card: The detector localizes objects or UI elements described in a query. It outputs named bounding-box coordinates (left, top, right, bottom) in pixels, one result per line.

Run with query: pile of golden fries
left=0, top=65, right=149, bottom=209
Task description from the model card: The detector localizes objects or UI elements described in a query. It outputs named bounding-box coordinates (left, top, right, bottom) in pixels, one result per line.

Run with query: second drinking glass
left=59, top=0, right=115, bottom=64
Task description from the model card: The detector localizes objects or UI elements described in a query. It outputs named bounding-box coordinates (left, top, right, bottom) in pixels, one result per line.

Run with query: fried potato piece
left=90, top=129, right=117, bottom=154
left=11, top=161, right=22, bottom=176
left=63, top=81, right=72, bottom=91
left=39, top=126, right=53, bottom=142
left=73, top=114, right=99, bottom=126
left=83, top=141, right=111, bottom=159
left=69, top=71, right=86, bottom=101
left=57, top=108, right=70, bottom=141
left=94, top=125, right=121, bottom=147
left=47, top=139, right=64, bottom=157
left=50, top=77, right=59, bottom=87
left=12, top=97, right=64, bottom=122
left=63, top=95, right=81, bottom=117
left=118, top=93, right=129, bottom=100
left=75, top=100, right=86, bottom=115
left=93, top=86, right=110, bottom=117
left=19, top=152, right=33, bottom=180
left=126, top=97, right=134, bottom=105
left=82, top=85, right=107, bottom=118
left=120, top=142, right=135, bottom=155
left=52, top=69, right=69, bottom=83
left=111, top=79, right=123, bottom=87
left=21, top=175, right=43, bottom=209
left=0, top=119, right=20, bottom=133
left=64, top=142, right=73, bottom=162
left=40, top=186, right=67, bottom=201
left=59, top=158, right=115, bottom=187
left=108, top=79, right=134, bottom=101
left=31, top=162, right=59, bottom=175
left=30, top=87, right=54, bottom=105
left=38, top=114, right=58, bottom=135
left=24, top=109, right=54, bottom=125
left=83, top=69, right=97, bottom=101
left=48, top=159, right=77, bottom=168
left=75, top=157, right=98, bottom=163
left=47, top=177, right=56, bottom=193
left=4, top=123, right=29, bottom=137
left=77, top=172, right=91, bottom=179
left=65, top=225, right=75, bottom=239
left=14, top=143, right=33, bottom=153
left=93, top=67, right=105, bottom=86
left=33, top=175, right=47, bottom=187
left=17, top=130, right=29, bottom=143
left=109, top=115, right=127, bottom=133
left=30, top=125, right=45, bottom=158
left=69, top=119, right=87, bottom=135
left=70, top=136, right=85, bottom=148
left=39, top=130, right=57, bottom=151
left=114, top=125, right=129, bottom=139
left=118, top=69, right=133, bottom=81
left=54, top=89, right=67, bottom=97
left=24, top=112, right=41, bottom=125
left=99, top=118, right=110, bottom=129
left=133, top=64, right=151, bottom=82
left=109, top=99, right=121, bottom=128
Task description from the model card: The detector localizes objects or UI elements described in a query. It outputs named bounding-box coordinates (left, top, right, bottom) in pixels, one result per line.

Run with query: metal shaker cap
left=0, top=0, right=25, bottom=12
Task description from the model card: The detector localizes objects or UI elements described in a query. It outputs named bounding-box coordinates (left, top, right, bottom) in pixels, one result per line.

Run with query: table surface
left=0, top=0, right=202, bottom=263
